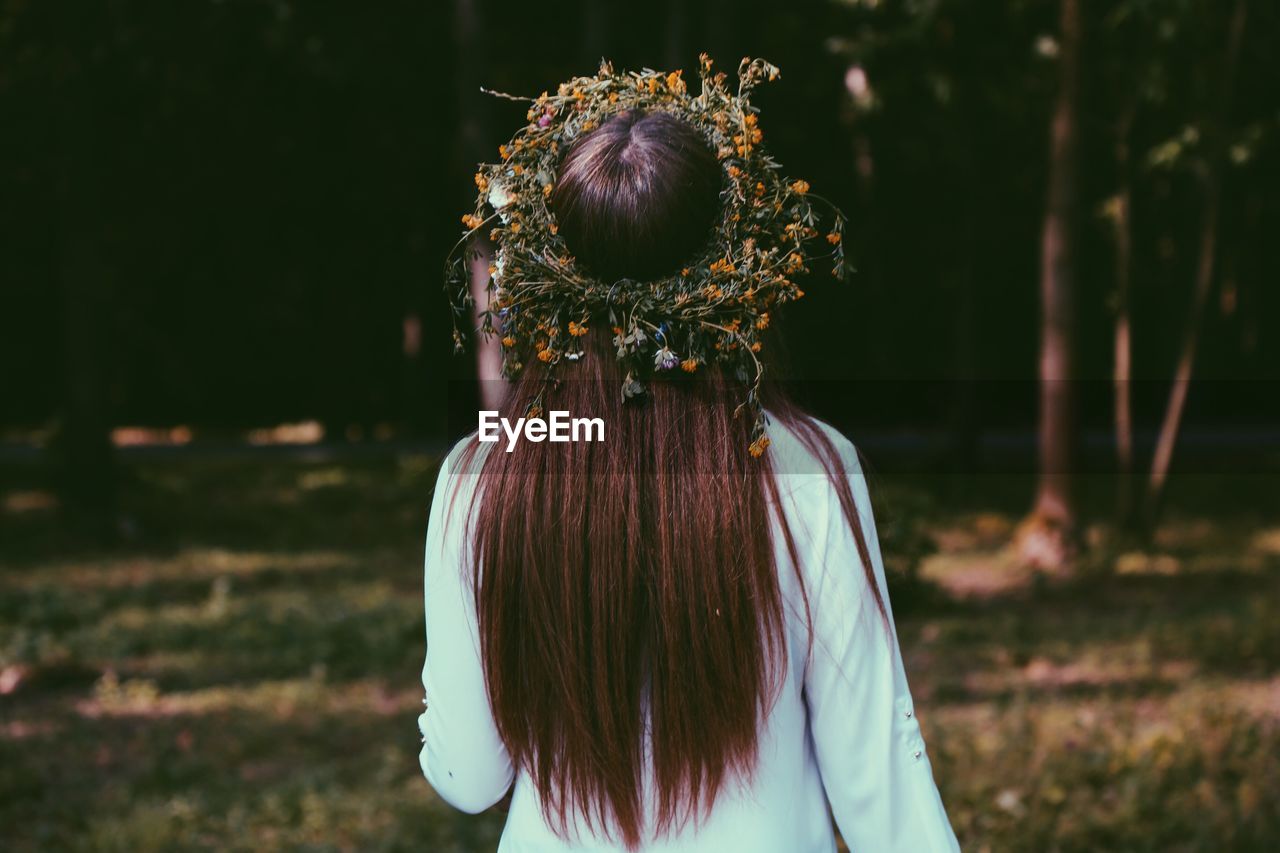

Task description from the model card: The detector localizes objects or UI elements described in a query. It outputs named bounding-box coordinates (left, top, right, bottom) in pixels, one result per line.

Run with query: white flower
left=488, top=181, right=513, bottom=209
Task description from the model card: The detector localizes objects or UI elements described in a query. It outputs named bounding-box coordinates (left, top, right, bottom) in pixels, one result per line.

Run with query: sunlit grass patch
left=1, top=458, right=1278, bottom=850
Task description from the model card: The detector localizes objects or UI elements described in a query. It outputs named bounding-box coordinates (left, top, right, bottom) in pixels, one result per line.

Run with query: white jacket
left=419, top=418, right=960, bottom=852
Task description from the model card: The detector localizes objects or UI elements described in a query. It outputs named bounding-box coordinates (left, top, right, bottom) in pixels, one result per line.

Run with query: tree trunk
left=1142, top=0, right=1247, bottom=530
left=1112, top=107, right=1136, bottom=527
left=55, top=75, right=118, bottom=541
left=454, top=0, right=505, bottom=411
left=1018, top=0, right=1081, bottom=572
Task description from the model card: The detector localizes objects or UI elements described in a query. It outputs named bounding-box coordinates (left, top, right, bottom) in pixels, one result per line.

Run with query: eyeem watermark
left=478, top=410, right=605, bottom=452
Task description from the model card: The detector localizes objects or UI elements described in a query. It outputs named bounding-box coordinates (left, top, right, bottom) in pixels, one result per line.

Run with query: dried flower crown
left=445, top=55, right=849, bottom=457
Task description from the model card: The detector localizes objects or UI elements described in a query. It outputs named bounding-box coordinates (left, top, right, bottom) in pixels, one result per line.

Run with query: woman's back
left=424, top=57, right=957, bottom=851
left=419, top=416, right=959, bottom=851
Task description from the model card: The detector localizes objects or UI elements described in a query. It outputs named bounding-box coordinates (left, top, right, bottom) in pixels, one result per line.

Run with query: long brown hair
left=451, top=110, right=884, bottom=848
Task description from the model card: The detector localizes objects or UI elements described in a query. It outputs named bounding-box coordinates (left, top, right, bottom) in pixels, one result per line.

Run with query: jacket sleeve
left=802, top=439, right=960, bottom=852
left=418, top=449, right=515, bottom=814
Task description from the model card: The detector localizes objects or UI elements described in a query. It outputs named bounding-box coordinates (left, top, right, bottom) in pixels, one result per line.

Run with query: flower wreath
left=445, top=54, right=848, bottom=457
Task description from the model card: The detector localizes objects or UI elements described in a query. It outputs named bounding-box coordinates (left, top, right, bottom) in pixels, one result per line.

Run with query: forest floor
left=1, top=452, right=1278, bottom=851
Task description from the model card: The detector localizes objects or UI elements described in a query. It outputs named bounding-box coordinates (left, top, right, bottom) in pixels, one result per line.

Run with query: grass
left=2, top=453, right=1279, bottom=851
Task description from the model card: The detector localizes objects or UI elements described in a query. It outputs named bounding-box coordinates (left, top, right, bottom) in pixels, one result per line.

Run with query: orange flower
left=826, top=231, right=842, bottom=245
left=474, top=173, right=488, bottom=192
left=537, top=348, right=555, bottom=362
left=789, top=179, right=810, bottom=194
left=681, top=358, right=698, bottom=373
left=727, top=165, right=742, bottom=179
left=499, top=144, right=510, bottom=160
left=501, top=336, right=516, bottom=348
left=755, top=312, right=770, bottom=330
left=751, top=342, right=762, bottom=352
left=461, top=214, right=484, bottom=229
left=568, top=321, right=588, bottom=337
left=749, top=436, right=771, bottom=458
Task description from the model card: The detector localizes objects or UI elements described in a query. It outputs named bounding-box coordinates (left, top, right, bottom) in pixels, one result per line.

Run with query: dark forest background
left=3, top=0, right=1277, bottom=443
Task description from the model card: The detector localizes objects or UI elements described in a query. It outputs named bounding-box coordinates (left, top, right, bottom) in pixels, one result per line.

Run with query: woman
left=421, top=58, right=959, bottom=852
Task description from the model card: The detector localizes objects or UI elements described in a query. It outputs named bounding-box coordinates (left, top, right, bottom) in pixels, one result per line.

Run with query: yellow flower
left=681, top=358, right=698, bottom=373
left=461, top=214, right=484, bottom=229
left=510, top=222, right=521, bottom=234
left=666, top=70, right=685, bottom=93
left=744, top=114, right=758, bottom=128
left=475, top=173, right=488, bottom=192
left=501, top=336, right=516, bottom=348
left=755, top=312, right=770, bottom=330
left=568, top=321, right=588, bottom=337
left=749, top=436, right=771, bottom=458
left=789, top=179, right=810, bottom=194
left=727, top=165, right=742, bottom=179
left=499, top=144, right=510, bottom=160
left=512, top=165, right=524, bottom=175
left=488, top=262, right=497, bottom=276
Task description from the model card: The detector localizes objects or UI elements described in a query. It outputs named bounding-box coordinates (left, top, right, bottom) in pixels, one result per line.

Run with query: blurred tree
left=1019, top=0, right=1082, bottom=571
left=1143, top=0, right=1248, bottom=530
left=455, top=0, right=505, bottom=410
